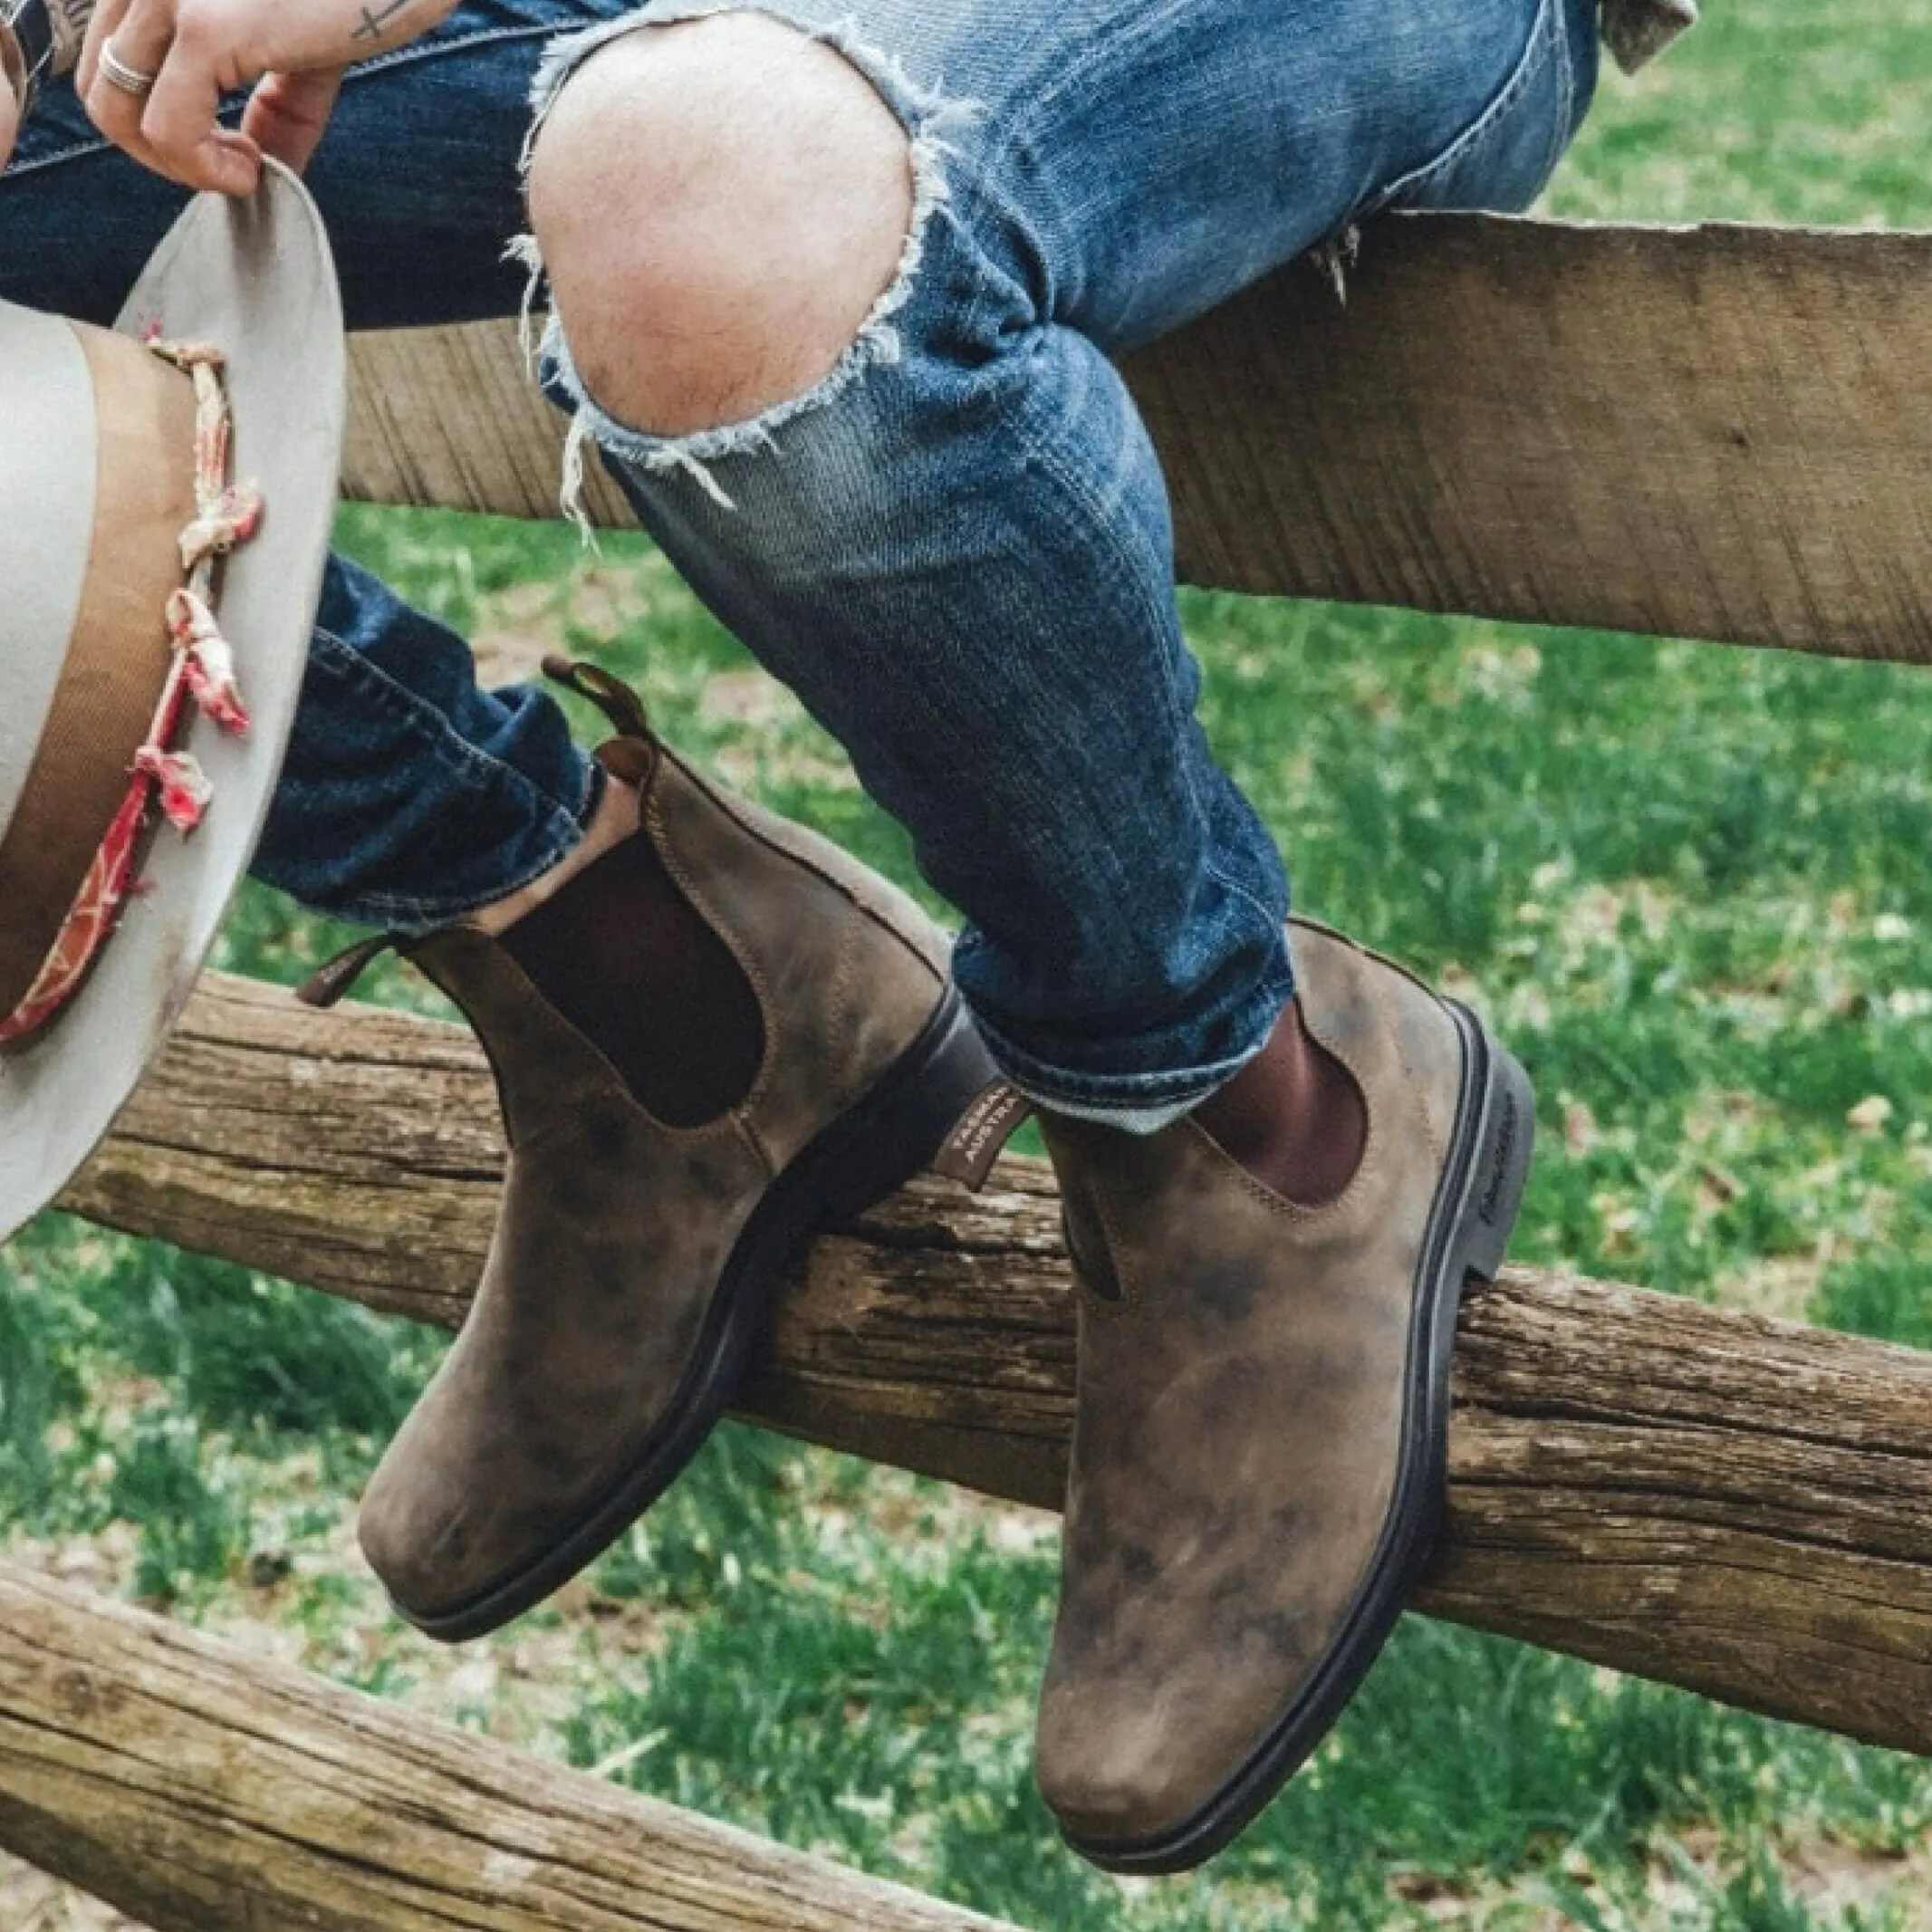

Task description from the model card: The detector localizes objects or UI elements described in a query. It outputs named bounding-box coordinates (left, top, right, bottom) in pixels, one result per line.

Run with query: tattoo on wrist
left=351, top=0, right=410, bottom=43
left=45, top=0, right=93, bottom=73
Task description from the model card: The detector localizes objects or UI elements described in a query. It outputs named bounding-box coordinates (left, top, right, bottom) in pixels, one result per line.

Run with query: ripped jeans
left=0, top=0, right=1597, bottom=1115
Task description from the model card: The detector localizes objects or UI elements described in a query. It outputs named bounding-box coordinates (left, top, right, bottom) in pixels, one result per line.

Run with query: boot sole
left=1062, top=1001, right=1536, bottom=1874
left=401, top=985, right=999, bottom=1643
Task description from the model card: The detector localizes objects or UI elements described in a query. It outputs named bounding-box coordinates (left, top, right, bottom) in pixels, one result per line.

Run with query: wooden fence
left=5, top=209, right=1932, bottom=1931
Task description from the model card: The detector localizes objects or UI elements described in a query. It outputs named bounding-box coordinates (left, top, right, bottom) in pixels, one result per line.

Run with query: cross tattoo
left=351, top=0, right=411, bottom=41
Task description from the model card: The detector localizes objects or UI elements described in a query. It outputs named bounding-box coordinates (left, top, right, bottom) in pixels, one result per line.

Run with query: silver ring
left=98, top=38, right=159, bottom=96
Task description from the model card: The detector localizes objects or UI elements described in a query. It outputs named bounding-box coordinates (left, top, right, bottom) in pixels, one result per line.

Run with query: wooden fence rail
left=55, top=973, right=1932, bottom=1762
left=0, top=1560, right=1021, bottom=1932
left=347, top=214, right=1932, bottom=666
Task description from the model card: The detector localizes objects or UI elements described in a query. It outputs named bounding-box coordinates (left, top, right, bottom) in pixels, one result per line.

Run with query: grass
left=6, top=3, right=1932, bottom=1928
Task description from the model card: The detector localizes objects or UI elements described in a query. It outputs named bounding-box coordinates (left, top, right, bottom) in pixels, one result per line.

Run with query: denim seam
left=977, top=971, right=1290, bottom=1114
left=3, top=22, right=560, bottom=177
left=941, top=0, right=1197, bottom=325
left=1009, top=365, right=1185, bottom=738
left=1019, top=387, right=1292, bottom=973
left=1014, top=357, right=1216, bottom=960
left=1206, top=854, right=1293, bottom=954
left=515, top=3, right=984, bottom=515
left=1361, top=0, right=1561, bottom=218
left=343, top=17, right=565, bottom=81
left=999, top=0, right=1200, bottom=178
left=1516, top=0, right=1574, bottom=198
left=1542, top=0, right=1579, bottom=190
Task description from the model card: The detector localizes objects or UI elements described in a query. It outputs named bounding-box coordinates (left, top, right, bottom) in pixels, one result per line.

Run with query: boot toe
left=357, top=1458, right=470, bottom=1625
left=356, top=1418, right=506, bottom=1627
left=1037, top=1675, right=1260, bottom=1850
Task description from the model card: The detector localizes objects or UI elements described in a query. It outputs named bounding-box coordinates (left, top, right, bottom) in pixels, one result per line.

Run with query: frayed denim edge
left=507, top=4, right=984, bottom=517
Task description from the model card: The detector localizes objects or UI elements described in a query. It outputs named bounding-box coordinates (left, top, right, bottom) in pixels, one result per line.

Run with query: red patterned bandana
left=0, top=340, right=262, bottom=1045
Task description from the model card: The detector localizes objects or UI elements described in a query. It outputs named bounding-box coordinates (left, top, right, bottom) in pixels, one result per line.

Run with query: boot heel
left=1456, top=1026, right=1535, bottom=1282
left=816, top=991, right=1001, bottom=1224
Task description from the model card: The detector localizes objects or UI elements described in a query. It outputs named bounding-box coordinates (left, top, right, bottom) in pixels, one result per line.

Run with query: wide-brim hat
left=0, top=160, right=344, bottom=1240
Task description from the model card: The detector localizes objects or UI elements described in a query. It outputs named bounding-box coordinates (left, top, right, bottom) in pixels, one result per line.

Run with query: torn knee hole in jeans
left=510, top=6, right=982, bottom=517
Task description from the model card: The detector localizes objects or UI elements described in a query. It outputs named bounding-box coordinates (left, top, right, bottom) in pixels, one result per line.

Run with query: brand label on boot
left=932, top=1081, right=1033, bottom=1191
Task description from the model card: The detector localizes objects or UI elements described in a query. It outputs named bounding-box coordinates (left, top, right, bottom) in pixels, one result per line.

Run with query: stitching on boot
left=1259, top=997, right=1388, bottom=1221
left=1179, top=1115, right=1325, bottom=1225
left=821, top=903, right=865, bottom=1110
left=737, top=1110, right=781, bottom=1180
left=1364, top=971, right=1448, bottom=1170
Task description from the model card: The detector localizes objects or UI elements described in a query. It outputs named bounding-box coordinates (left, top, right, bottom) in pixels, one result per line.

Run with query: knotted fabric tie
left=0, top=341, right=262, bottom=1044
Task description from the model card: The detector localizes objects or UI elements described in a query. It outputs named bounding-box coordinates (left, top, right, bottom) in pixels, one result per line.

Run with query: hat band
left=0, top=325, right=188, bottom=1023
left=0, top=337, right=262, bottom=1046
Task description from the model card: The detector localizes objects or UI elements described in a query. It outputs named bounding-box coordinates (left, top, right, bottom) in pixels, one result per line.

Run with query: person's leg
left=524, top=0, right=1593, bottom=1115
left=523, top=0, right=1588, bottom=1865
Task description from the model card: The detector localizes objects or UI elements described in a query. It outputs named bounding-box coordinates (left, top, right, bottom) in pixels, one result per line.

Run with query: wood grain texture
left=346, top=214, right=1932, bottom=664
left=58, top=973, right=1932, bottom=1760
left=0, top=1562, right=1019, bottom=1932
left=347, top=322, right=637, bottom=532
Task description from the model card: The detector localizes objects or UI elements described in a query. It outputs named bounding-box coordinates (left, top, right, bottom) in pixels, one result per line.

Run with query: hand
left=77, top=0, right=458, bottom=193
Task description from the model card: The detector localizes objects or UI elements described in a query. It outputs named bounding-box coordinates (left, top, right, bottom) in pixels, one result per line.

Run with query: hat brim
left=0, top=160, right=344, bottom=1238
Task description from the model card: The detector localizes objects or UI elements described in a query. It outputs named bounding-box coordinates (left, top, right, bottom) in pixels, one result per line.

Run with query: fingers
left=241, top=65, right=344, bottom=175
left=140, top=32, right=261, bottom=192
left=79, top=0, right=456, bottom=193
left=0, top=91, right=19, bottom=175
left=81, top=0, right=263, bottom=193
left=75, top=0, right=136, bottom=96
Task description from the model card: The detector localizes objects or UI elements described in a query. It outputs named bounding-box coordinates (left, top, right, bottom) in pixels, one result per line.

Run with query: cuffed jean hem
left=251, top=626, right=605, bottom=934
left=967, top=954, right=1293, bottom=1128
left=378, top=750, right=604, bottom=935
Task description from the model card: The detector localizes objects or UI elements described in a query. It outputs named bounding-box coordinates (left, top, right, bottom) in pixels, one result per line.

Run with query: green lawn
left=6, top=5, right=1932, bottom=1928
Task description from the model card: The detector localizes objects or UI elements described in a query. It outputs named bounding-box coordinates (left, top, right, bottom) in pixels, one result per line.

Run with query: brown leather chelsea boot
left=312, top=662, right=995, bottom=1641
left=1033, top=918, right=1533, bottom=1872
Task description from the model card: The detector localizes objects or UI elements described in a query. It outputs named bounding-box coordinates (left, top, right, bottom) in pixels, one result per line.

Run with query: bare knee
left=527, top=14, right=914, bottom=438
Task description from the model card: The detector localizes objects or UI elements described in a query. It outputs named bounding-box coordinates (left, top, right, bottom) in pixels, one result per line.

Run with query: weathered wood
left=58, top=972, right=1932, bottom=1761
left=347, top=215, right=1932, bottom=666
left=0, top=1560, right=1019, bottom=1932
left=349, top=319, right=636, bottom=533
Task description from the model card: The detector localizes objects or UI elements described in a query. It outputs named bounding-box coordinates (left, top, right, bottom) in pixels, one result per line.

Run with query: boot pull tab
left=932, top=1080, right=1033, bottom=1191
left=297, top=933, right=399, bottom=1010
left=543, top=655, right=653, bottom=741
